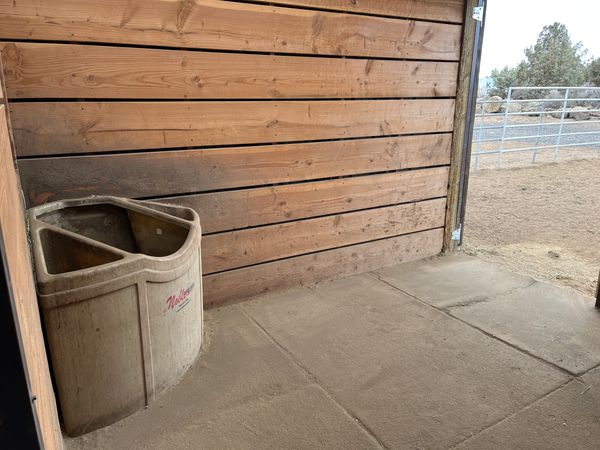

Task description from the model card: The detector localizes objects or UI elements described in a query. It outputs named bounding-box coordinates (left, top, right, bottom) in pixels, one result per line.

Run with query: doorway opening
left=462, top=1, right=600, bottom=298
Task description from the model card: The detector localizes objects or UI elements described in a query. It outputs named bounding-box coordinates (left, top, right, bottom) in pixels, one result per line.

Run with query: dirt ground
left=463, top=157, right=600, bottom=298
left=471, top=146, right=600, bottom=170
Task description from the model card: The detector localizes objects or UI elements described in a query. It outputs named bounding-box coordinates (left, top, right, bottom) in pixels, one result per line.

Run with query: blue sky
left=480, top=0, right=600, bottom=77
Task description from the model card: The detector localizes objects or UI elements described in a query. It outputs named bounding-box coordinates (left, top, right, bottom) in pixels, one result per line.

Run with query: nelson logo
left=165, top=283, right=194, bottom=312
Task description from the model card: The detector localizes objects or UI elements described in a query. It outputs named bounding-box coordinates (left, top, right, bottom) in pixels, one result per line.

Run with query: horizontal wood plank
left=19, top=133, right=452, bottom=205
left=203, top=227, right=444, bottom=308
left=162, top=166, right=449, bottom=233
left=1, top=42, right=458, bottom=100
left=0, top=0, right=461, bottom=59
left=203, top=198, right=446, bottom=273
left=251, top=0, right=465, bottom=23
left=10, top=99, right=456, bottom=156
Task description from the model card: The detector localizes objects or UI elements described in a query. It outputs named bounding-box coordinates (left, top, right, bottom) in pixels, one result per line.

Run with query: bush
left=588, top=58, right=600, bottom=86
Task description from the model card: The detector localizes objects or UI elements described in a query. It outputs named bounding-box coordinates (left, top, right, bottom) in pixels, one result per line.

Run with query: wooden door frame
left=0, top=228, right=43, bottom=449
left=0, top=51, right=62, bottom=450
left=444, top=0, right=487, bottom=252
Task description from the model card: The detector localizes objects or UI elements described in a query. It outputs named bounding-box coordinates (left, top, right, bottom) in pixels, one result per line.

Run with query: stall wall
left=0, top=90, right=62, bottom=448
left=0, top=0, right=464, bottom=307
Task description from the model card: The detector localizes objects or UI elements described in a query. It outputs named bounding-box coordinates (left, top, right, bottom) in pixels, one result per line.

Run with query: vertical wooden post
left=0, top=50, right=63, bottom=450
left=444, top=0, right=486, bottom=252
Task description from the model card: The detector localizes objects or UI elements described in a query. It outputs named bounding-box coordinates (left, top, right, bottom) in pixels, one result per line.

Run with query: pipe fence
left=472, top=86, right=600, bottom=170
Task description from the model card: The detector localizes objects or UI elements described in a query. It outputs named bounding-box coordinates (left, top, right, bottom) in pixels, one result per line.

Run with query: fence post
left=473, top=102, right=484, bottom=170
left=497, top=87, right=512, bottom=168
left=473, top=87, right=600, bottom=165
left=532, top=100, right=545, bottom=164
left=553, top=88, right=570, bottom=161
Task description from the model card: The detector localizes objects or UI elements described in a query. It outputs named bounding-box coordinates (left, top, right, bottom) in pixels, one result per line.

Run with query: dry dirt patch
left=463, top=158, right=600, bottom=297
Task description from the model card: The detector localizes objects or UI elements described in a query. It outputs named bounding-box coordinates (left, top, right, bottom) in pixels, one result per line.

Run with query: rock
left=485, top=96, right=503, bottom=113
left=555, top=274, right=571, bottom=280
left=499, top=102, right=522, bottom=114
left=521, top=101, right=542, bottom=112
left=522, top=101, right=551, bottom=116
left=568, top=106, right=591, bottom=121
left=547, top=250, right=561, bottom=259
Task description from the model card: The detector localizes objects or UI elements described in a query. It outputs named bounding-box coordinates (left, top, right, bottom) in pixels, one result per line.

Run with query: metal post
left=531, top=100, right=545, bottom=164
left=472, top=87, right=600, bottom=163
left=497, top=87, right=511, bottom=168
left=554, top=88, right=570, bottom=161
left=596, top=270, right=600, bottom=308
left=474, top=102, right=484, bottom=170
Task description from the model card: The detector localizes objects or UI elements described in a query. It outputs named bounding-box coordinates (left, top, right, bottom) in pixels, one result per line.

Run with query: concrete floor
left=66, top=253, right=600, bottom=450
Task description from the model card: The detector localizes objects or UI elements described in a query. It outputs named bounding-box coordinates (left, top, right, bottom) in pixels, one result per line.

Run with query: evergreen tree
left=520, top=23, right=587, bottom=87
left=588, top=58, right=600, bottom=86
left=489, top=63, right=526, bottom=97
left=489, top=23, right=588, bottom=96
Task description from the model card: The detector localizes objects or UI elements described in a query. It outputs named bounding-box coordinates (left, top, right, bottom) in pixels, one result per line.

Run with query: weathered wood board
left=10, top=99, right=456, bottom=155
left=202, top=198, right=446, bottom=273
left=163, top=166, right=449, bottom=233
left=0, top=1, right=461, bottom=58
left=1, top=42, right=458, bottom=99
left=251, top=0, right=465, bottom=23
left=18, top=133, right=452, bottom=205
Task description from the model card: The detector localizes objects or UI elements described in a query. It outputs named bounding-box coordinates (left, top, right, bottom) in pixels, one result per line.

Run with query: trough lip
left=28, top=195, right=201, bottom=298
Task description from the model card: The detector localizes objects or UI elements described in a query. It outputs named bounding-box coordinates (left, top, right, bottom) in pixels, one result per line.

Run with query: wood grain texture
left=0, top=0, right=461, bottom=59
left=1, top=42, right=459, bottom=100
left=10, top=99, right=456, bottom=156
left=0, top=0, right=465, bottom=303
left=19, top=133, right=452, bottom=205
left=162, top=166, right=449, bottom=233
left=203, top=227, right=444, bottom=308
left=0, top=105, right=63, bottom=448
left=203, top=198, right=446, bottom=273
left=251, top=0, right=465, bottom=23
left=444, top=0, right=476, bottom=252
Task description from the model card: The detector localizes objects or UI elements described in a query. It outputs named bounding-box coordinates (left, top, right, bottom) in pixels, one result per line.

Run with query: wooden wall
left=0, top=0, right=464, bottom=307
left=0, top=78, right=63, bottom=448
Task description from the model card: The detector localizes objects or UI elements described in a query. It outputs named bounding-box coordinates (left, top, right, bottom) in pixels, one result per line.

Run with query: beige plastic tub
left=28, top=196, right=203, bottom=436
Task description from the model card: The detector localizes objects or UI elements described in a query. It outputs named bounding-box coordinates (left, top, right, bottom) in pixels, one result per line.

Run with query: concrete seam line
left=448, top=378, right=579, bottom=449
left=365, top=271, right=576, bottom=378
left=575, top=361, right=600, bottom=381
left=237, top=304, right=390, bottom=450
left=444, top=278, right=537, bottom=309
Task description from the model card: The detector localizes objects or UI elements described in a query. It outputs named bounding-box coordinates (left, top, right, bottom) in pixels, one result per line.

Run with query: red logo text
left=166, top=283, right=195, bottom=311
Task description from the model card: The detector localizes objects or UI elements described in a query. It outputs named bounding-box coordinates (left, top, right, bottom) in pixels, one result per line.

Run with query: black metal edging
left=0, top=224, right=43, bottom=449
left=596, top=274, right=600, bottom=308
left=457, top=0, right=487, bottom=246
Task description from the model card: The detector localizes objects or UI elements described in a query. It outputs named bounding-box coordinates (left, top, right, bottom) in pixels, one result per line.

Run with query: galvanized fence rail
left=472, top=86, right=600, bottom=169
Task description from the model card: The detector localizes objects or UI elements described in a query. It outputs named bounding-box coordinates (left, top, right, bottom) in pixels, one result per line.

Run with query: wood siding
left=2, top=43, right=459, bottom=99
left=10, top=100, right=455, bottom=156
left=1, top=0, right=463, bottom=307
left=0, top=1, right=461, bottom=57
left=0, top=101, right=63, bottom=448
